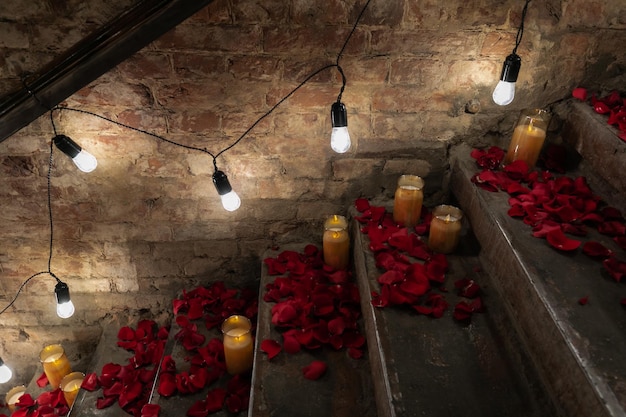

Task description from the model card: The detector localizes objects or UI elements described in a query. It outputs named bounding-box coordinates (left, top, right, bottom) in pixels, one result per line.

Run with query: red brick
left=290, top=0, right=351, bottom=25
left=372, top=30, right=481, bottom=58
left=227, top=55, right=281, bottom=81
left=172, top=53, right=226, bottom=77
left=156, top=25, right=262, bottom=53
left=168, top=109, right=220, bottom=133
left=231, top=0, right=290, bottom=24
left=264, top=27, right=367, bottom=56
left=117, top=53, right=172, bottom=79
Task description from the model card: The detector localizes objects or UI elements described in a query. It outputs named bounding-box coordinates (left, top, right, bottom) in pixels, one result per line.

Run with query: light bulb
left=492, top=53, right=521, bottom=106
left=492, top=81, right=516, bottom=106
left=72, top=150, right=98, bottom=173
left=56, top=300, right=75, bottom=319
left=54, top=281, right=75, bottom=319
left=330, top=101, right=351, bottom=153
left=213, top=170, right=241, bottom=211
left=52, top=135, right=98, bottom=173
left=331, top=127, right=351, bottom=153
left=220, top=191, right=241, bottom=212
left=0, top=359, right=12, bottom=383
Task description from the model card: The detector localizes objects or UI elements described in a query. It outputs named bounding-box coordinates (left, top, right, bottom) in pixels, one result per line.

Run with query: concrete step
left=351, top=207, right=559, bottom=417
left=450, top=105, right=626, bottom=417
left=248, top=244, right=377, bottom=417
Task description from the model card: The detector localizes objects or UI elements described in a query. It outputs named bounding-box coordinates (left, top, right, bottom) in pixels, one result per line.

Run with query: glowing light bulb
left=71, top=150, right=98, bottom=173
left=492, top=53, right=521, bottom=107
left=52, top=135, right=97, bottom=173
left=0, top=359, right=12, bottom=383
left=54, top=281, right=75, bottom=319
left=220, top=191, right=241, bottom=212
left=330, top=101, right=351, bottom=153
left=331, top=127, right=351, bottom=153
left=56, top=300, right=75, bottom=319
left=492, top=81, right=516, bottom=106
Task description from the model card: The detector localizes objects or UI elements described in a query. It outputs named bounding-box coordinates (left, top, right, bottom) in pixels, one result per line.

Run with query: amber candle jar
left=323, top=215, right=350, bottom=270
left=221, top=315, right=254, bottom=375
left=393, top=175, right=424, bottom=227
left=428, top=205, right=463, bottom=254
left=503, top=108, right=551, bottom=168
left=40, top=344, right=72, bottom=389
left=60, top=371, right=84, bottom=408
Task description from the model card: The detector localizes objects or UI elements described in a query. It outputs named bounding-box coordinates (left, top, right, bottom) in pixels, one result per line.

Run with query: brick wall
left=0, top=0, right=624, bottom=383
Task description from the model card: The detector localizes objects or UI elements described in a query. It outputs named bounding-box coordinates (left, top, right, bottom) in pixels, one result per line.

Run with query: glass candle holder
left=40, top=344, right=72, bottom=389
left=428, top=205, right=463, bottom=254
left=5, top=385, right=26, bottom=412
left=60, top=371, right=84, bottom=408
left=221, top=315, right=254, bottom=375
left=323, top=214, right=350, bottom=270
left=503, top=108, right=551, bottom=168
left=393, top=175, right=424, bottom=227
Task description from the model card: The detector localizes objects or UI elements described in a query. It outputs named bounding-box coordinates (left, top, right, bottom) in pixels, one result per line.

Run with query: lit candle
left=393, top=175, right=424, bottom=227
left=323, top=215, right=350, bottom=270
left=5, top=385, right=26, bottom=412
left=60, top=371, right=84, bottom=408
left=503, top=108, right=551, bottom=168
left=428, top=205, right=463, bottom=254
left=221, top=315, right=254, bottom=375
left=39, top=344, right=72, bottom=389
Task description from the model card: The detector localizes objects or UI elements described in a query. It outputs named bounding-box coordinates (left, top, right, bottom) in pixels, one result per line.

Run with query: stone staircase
left=17, top=99, right=626, bottom=417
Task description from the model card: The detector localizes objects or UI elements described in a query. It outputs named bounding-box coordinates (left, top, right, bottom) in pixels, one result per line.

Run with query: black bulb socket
left=331, top=102, right=348, bottom=128
left=499, top=53, right=521, bottom=83
left=213, top=170, right=232, bottom=196
left=53, top=135, right=82, bottom=158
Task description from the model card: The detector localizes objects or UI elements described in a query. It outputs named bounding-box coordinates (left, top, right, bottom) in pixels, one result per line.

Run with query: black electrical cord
left=512, top=0, right=531, bottom=55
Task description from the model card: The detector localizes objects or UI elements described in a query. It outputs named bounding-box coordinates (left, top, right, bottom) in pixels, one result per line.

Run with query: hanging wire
left=512, top=0, right=531, bottom=55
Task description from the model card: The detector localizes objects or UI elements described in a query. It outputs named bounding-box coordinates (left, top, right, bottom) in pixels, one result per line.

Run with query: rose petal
left=582, top=241, right=613, bottom=259
left=302, top=361, right=327, bottom=380
left=260, top=339, right=282, bottom=360
left=578, top=296, right=589, bottom=305
left=81, top=372, right=100, bottom=391
left=572, top=87, right=587, bottom=101
left=546, top=229, right=581, bottom=251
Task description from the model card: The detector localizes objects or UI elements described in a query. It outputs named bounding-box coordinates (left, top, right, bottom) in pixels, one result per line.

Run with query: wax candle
left=503, top=108, right=551, bottom=168
left=428, top=205, right=463, bottom=254
left=393, top=175, right=424, bottom=227
left=60, top=371, right=84, bottom=408
left=221, top=315, right=254, bottom=375
left=323, top=214, right=350, bottom=270
left=39, top=344, right=72, bottom=389
left=5, top=385, right=26, bottom=412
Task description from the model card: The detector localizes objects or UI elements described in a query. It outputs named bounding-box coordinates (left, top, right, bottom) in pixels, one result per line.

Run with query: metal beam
left=0, top=0, right=215, bottom=143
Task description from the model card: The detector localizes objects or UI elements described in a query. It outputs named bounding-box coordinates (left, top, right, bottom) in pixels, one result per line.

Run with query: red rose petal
left=578, top=296, right=589, bottom=305
left=302, top=361, right=327, bottom=380
left=96, top=395, right=117, bottom=409
left=81, top=372, right=100, bottom=391
left=582, top=241, right=613, bottom=259
left=355, top=198, right=370, bottom=212
left=603, top=257, right=626, bottom=282
left=260, top=339, right=282, bottom=360
left=546, top=229, right=581, bottom=251
left=36, top=371, right=49, bottom=387
left=572, top=87, right=587, bottom=101
left=141, top=404, right=161, bottom=417
left=206, top=388, right=227, bottom=413
left=157, top=373, right=177, bottom=397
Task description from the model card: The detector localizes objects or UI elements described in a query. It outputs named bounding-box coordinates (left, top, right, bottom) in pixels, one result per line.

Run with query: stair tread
left=248, top=244, right=377, bottom=417
left=450, top=142, right=626, bottom=417
left=352, top=215, right=553, bottom=417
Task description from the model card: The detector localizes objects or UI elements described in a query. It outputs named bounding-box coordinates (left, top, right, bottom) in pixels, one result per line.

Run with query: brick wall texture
left=0, top=0, right=625, bottom=382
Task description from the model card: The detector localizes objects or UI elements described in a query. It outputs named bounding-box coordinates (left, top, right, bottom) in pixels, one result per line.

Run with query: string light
left=0, top=0, right=375, bottom=332
left=492, top=0, right=531, bottom=106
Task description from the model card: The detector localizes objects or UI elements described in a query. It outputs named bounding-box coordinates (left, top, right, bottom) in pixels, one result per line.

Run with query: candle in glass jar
left=40, top=344, right=72, bottom=389
left=323, top=215, right=350, bottom=270
left=5, top=385, right=26, bottom=412
left=504, top=108, right=551, bottom=168
left=221, top=315, right=254, bottom=375
left=60, top=371, right=84, bottom=408
left=428, top=205, right=463, bottom=254
left=393, top=175, right=424, bottom=227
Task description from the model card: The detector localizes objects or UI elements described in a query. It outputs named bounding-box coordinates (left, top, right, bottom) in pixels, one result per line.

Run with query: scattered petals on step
left=157, top=372, right=177, bottom=397
left=205, top=387, right=228, bottom=413
left=454, top=279, right=481, bottom=298
left=470, top=146, right=505, bottom=170
left=260, top=339, right=282, bottom=360
left=302, top=361, right=328, bottom=380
